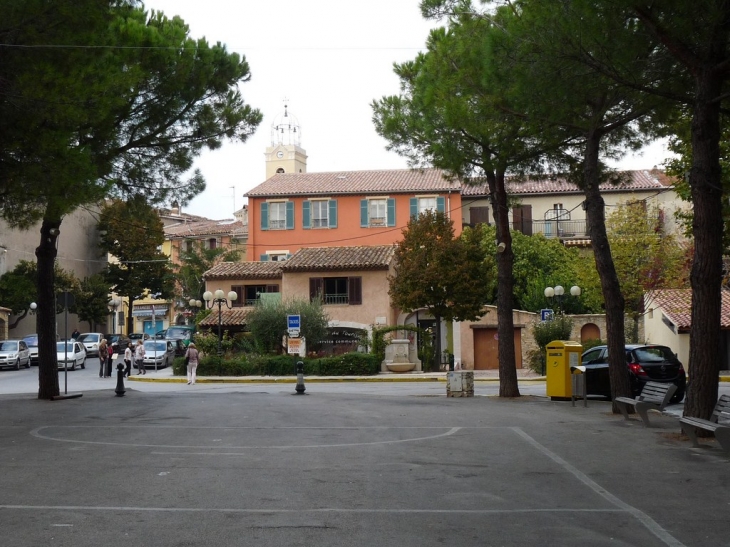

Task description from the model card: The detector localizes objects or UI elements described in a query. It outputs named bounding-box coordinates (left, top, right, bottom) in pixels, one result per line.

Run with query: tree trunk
left=684, top=70, right=723, bottom=421
left=583, top=133, right=631, bottom=412
left=490, top=171, right=520, bottom=397
left=127, top=296, right=135, bottom=335
left=433, top=313, right=442, bottom=370
left=35, top=218, right=61, bottom=400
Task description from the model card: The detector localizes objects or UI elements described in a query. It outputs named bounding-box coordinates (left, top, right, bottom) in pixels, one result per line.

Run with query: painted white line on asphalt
left=30, top=426, right=462, bottom=450
left=0, top=505, right=624, bottom=515
left=511, top=427, right=686, bottom=547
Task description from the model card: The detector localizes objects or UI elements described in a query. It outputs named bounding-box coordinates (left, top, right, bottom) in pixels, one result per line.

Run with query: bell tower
left=265, top=101, right=307, bottom=179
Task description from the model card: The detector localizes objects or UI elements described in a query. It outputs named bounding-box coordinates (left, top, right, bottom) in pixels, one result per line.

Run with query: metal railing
left=531, top=219, right=588, bottom=238
left=323, top=293, right=349, bottom=305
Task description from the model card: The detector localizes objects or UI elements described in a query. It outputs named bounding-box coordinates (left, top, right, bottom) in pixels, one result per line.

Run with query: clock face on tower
left=276, top=151, right=284, bottom=159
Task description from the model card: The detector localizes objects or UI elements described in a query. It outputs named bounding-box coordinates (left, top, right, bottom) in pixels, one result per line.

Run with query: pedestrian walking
left=124, top=342, right=133, bottom=378
left=98, top=339, right=108, bottom=378
left=71, top=328, right=80, bottom=339
left=185, top=343, right=199, bottom=385
left=134, top=339, right=146, bottom=375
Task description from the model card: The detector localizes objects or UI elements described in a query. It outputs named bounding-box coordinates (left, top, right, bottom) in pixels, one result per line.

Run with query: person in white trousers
left=185, top=342, right=200, bottom=385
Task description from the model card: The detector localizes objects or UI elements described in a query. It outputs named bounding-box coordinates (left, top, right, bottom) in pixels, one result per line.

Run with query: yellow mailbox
left=546, top=340, right=583, bottom=400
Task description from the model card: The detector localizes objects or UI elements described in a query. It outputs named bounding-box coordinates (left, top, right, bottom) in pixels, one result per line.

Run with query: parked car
left=105, top=334, right=129, bottom=354
left=168, top=338, right=187, bottom=357
left=0, top=339, right=31, bottom=370
left=128, top=332, right=150, bottom=345
left=581, top=344, right=686, bottom=403
left=56, top=341, right=87, bottom=370
left=155, top=329, right=167, bottom=339
left=22, top=333, right=39, bottom=365
left=165, top=325, right=196, bottom=347
left=77, top=332, right=104, bottom=357
left=139, top=340, right=175, bottom=370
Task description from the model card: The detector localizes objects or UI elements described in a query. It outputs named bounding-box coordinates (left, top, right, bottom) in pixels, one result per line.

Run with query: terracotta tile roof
left=245, top=168, right=459, bottom=197
left=461, top=170, right=676, bottom=197
left=165, top=219, right=247, bottom=238
left=647, top=289, right=730, bottom=331
left=203, top=261, right=283, bottom=280
left=282, top=245, right=396, bottom=272
left=198, top=307, right=249, bottom=327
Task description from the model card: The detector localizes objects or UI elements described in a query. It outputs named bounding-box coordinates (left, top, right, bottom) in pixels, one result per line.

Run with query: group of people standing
left=95, top=339, right=148, bottom=378
left=83, top=333, right=199, bottom=382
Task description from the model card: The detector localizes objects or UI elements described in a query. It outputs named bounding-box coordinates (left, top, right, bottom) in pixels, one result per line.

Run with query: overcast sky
left=145, top=0, right=675, bottom=220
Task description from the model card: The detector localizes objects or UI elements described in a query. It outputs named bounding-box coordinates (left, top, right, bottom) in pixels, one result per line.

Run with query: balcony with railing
left=532, top=219, right=588, bottom=239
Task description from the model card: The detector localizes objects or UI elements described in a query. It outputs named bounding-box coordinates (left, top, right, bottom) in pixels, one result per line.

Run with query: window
left=312, top=200, right=328, bottom=228
left=360, top=198, right=396, bottom=227
left=183, top=240, right=194, bottom=253
left=512, top=205, right=533, bottom=236
left=259, top=252, right=290, bottom=261
left=309, top=277, right=362, bottom=305
left=303, top=200, right=337, bottom=229
left=232, top=284, right=280, bottom=306
left=261, top=201, right=294, bottom=230
left=207, top=238, right=217, bottom=250
left=409, top=196, right=445, bottom=218
left=418, top=197, right=436, bottom=214
left=269, top=202, right=286, bottom=230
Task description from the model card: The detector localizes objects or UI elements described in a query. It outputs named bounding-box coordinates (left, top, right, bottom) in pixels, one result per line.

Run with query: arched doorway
left=581, top=323, right=601, bottom=343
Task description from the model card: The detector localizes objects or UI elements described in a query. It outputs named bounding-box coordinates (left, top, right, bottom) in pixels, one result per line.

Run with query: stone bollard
left=294, top=360, right=306, bottom=395
left=115, top=363, right=126, bottom=397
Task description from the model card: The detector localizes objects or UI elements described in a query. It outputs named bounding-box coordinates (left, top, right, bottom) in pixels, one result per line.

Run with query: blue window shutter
left=286, top=201, right=294, bottom=229
left=302, top=201, right=311, bottom=229
left=260, top=202, right=269, bottom=230
left=329, top=199, right=338, bottom=228
left=410, top=198, right=418, bottom=218
left=437, top=196, right=445, bottom=213
left=387, top=198, right=396, bottom=226
left=260, top=254, right=269, bottom=261
left=361, top=199, right=369, bottom=227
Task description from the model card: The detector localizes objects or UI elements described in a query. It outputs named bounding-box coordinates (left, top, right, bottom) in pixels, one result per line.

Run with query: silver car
left=140, top=340, right=175, bottom=370
left=0, top=340, right=31, bottom=370
left=22, top=334, right=39, bottom=365
left=56, top=341, right=87, bottom=371
left=77, top=332, right=104, bottom=357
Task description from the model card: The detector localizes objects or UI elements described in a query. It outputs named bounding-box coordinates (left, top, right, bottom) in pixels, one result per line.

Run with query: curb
left=126, top=375, right=548, bottom=385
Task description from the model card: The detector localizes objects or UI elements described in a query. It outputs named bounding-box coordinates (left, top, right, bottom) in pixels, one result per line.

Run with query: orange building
left=245, top=168, right=463, bottom=261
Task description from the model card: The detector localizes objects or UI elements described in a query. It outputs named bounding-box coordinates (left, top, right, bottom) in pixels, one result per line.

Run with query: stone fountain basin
left=386, top=362, right=416, bottom=372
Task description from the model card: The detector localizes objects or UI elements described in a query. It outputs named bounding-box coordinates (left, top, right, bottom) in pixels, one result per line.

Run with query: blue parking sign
left=541, top=309, right=554, bottom=321
left=287, top=315, right=301, bottom=329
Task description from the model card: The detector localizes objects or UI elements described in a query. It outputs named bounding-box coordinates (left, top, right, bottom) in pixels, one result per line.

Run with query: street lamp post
left=109, top=297, right=121, bottom=334
left=201, top=290, right=237, bottom=375
left=544, top=285, right=581, bottom=315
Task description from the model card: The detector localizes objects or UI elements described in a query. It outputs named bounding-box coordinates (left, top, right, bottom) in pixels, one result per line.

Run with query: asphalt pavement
left=1, top=359, right=729, bottom=546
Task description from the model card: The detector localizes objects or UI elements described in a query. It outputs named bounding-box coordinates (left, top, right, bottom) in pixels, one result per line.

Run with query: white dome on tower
left=271, top=102, right=301, bottom=147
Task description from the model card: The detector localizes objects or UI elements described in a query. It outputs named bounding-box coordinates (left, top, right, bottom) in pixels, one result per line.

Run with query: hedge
left=172, top=352, right=381, bottom=377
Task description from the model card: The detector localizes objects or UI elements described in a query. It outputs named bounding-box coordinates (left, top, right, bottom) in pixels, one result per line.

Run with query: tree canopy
left=0, top=1, right=262, bottom=398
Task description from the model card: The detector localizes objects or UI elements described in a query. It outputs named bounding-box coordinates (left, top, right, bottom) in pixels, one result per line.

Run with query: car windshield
left=166, top=328, right=192, bottom=340
left=634, top=347, right=673, bottom=363
left=23, top=335, right=39, bottom=347
left=78, top=334, right=99, bottom=343
left=56, top=342, right=77, bottom=352
left=0, top=341, right=19, bottom=351
left=129, top=334, right=145, bottom=340
left=144, top=341, right=167, bottom=353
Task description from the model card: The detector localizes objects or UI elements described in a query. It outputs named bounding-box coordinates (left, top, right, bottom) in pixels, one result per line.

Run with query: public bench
left=679, top=394, right=730, bottom=453
left=614, top=381, right=678, bottom=426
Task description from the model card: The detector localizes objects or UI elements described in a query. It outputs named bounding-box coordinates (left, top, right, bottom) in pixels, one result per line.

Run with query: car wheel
left=81, top=358, right=85, bottom=370
left=14, top=358, right=20, bottom=370
left=671, top=390, right=685, bottom=404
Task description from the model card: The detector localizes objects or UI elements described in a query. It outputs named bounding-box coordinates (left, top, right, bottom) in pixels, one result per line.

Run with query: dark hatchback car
left=104, top=334, right=129, bottom=354
left=581, top=344, right=686, bottom=403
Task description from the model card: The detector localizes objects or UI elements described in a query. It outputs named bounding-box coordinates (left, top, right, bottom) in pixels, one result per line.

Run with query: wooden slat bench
left=614, top=381, right=678, bottom=427
left=679, top=394, right=730, bottom=453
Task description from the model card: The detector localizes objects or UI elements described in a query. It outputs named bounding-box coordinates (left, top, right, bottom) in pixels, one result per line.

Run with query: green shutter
left=329, top=199, right=338, bottom=228
left=286, top=201, right=294, bottom=229
left=302, top=201, right=311, bottom=229
left=437, top=196, right=445, bottom=213
left=260, top=202, right=269, bottom=230
left=260, top=254, right=269, bottom=261
left=410, top=198, right=418, bottom=218
left=387, top=198, right=396, bottom=226
left=361, top=199, right=369, bottom=227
